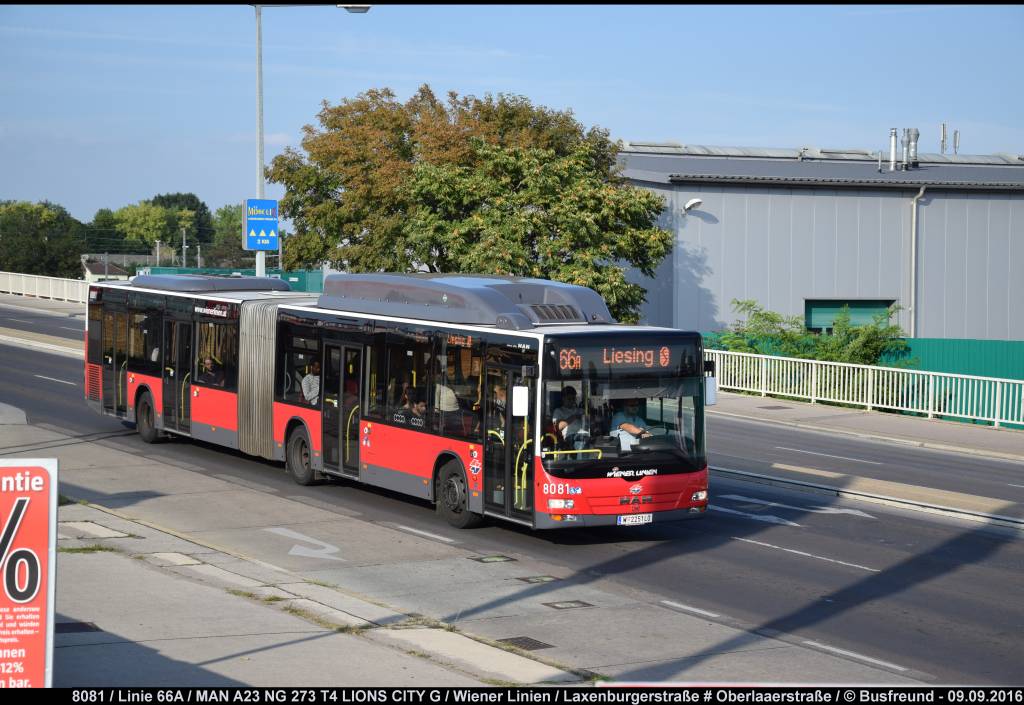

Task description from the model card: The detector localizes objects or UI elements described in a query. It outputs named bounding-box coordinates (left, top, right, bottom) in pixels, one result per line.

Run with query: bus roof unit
left=317, top=273, right=616, bottom=330
left=119, top=274, right=292, bottom=293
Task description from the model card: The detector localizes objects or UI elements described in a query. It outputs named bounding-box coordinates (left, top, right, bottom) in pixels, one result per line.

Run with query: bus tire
left=136, top=391, right=160, bottom=444
left=436, top=461, right=483, bottom=529
left=286, top=425, right=319, bottom=486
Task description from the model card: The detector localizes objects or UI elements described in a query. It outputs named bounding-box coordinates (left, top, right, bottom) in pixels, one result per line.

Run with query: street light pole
left=253, top=4, right=369, bottom=279
left=255, top=4, right=266, bottom=278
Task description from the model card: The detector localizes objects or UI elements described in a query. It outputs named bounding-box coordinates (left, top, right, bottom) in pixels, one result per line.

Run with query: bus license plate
left=617, top=513, right=653, bottom=526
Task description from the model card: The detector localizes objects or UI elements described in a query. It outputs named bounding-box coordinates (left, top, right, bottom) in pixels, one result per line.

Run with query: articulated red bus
left=85, top=273, right=715, bottom=530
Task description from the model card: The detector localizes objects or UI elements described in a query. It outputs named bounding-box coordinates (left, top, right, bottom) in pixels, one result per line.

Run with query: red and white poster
left=0, top=460, right=57, bottom=688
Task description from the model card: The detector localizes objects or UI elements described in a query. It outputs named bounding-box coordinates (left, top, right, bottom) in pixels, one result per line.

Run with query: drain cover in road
left=469, top=555, right=516, bottom=563
left=516, top=575, right=557, bottom=584
left=498, top=636, right=554, bottom=651
left=543, top=600, right=593, bottom=610
left=758, top=405, right=792, bottom=410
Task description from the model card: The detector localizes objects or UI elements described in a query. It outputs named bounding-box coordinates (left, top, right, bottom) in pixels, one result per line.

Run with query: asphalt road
left=2, top=343, right=1023, bottom=683
left=0, top=301, right=85, bottom=340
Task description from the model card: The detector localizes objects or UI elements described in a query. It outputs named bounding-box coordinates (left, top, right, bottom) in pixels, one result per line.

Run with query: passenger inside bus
left=197, top=356, right=225, bottom=387
left=394, top=387, right=427, bottom=427
left=302, top=360, right=321, bottom=407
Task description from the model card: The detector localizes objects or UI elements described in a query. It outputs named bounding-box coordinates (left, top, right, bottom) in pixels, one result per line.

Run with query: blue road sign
left=244, top=198, right=279, bottom=251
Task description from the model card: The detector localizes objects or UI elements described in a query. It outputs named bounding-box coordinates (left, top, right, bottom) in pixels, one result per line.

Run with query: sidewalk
left=710, top=391, right=1024, bottom=463
left=2, top=416, right=921, bottom=686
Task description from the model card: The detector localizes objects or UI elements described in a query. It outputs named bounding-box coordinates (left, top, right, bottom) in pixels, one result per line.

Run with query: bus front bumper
left=533, top=505, right=707, bottom=530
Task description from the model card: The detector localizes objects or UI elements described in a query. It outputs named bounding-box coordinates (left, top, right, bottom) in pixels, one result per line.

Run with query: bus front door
left=483, top=366, right=535, bottom=520
left=102, top=311, right=129, bottom=416
left=162, top=320, right=192, bottom=433
left=323, top=344, right=362, bottom=477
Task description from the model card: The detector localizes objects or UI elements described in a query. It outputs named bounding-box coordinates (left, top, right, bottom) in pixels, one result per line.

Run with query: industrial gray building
left=620, top=141, right=1024, bottom=341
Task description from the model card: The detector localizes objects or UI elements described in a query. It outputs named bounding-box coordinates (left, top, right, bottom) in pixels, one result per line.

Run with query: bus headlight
left=691, top=490, right=708, bottom=502
left=548, top=499, right=574, bottom=510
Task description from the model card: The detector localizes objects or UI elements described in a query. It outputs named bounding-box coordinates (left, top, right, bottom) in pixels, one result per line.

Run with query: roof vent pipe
left=901, top=128, right=910, bottom=171
left=940, top=122, right=947, bottom=155
left=953, top=129, right=960, bottom=155
left=909, top=128, right=920, bottom=167
left=889, top=128, right=898, bottom=171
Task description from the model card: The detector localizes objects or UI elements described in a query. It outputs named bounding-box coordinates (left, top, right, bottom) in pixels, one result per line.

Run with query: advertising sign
left=244, top=198, right=279, bottom=251
left=0, top=459, right=57, bottom=688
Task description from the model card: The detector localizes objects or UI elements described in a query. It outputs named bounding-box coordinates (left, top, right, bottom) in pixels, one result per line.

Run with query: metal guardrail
left=0, top=271, right=88, bottom=303
left=705, top=348, right=1024, bottom=429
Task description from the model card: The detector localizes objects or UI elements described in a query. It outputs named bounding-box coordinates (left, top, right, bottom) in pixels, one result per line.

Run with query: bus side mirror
left=511, top=386, right=530, bottom=417
left=705, top=376, right=718, bottom=406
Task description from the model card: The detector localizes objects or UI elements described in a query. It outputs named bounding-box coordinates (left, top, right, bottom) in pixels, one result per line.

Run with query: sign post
left=244, top=198, right=279, bottom=253
left=0, top=459, right=57, bottom=688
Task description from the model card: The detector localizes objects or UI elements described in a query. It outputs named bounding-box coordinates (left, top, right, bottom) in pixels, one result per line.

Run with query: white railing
left=705, top=348, right=1024, bottom=429
left=0, top=271, right=88, bottom=303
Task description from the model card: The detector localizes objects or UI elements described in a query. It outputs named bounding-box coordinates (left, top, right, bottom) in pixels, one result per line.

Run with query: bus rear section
left=533, top=331, right=710, bottom=529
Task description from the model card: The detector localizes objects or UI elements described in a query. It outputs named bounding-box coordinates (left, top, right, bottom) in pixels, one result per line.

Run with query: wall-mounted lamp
left=683, top=198, right=703, bottom=212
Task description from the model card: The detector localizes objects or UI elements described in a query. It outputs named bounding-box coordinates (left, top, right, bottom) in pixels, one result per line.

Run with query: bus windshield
left=542, top=334, right=705, bottom=475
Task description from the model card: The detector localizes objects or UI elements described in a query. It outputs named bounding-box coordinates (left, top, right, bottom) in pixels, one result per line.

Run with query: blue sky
left=1, top=4, right=1022, bottom=222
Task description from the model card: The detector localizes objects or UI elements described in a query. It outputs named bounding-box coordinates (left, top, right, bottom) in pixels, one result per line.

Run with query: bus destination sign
left=557, top=345, right=673, bottom=372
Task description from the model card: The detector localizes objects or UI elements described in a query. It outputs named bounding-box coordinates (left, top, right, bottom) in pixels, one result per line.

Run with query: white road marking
left=709, top=505, right=801, bottom=527
left=802, top=640, right=908, bottom=672
left=775, top=447, right=882, bottom=465
left=60, top=326, right=83, bottom=332
left=718, top=494, right=875, bottom=519
left=264, top=527, right=345, bottom=562
left=393, top=524, right=456, bottom=544
left=34, top=374, right=76, bottom=386
left=661, top=600, right=721, bottom=619
left=734, top=537, right=879, bottom=573
left=1008, top=484, right=1024, bottom=489
left=4, top=318, right=34, bottom=324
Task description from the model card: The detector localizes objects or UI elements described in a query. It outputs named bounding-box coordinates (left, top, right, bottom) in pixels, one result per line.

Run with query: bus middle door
left=162, top=319, right=193, bottom=433
left=323, top=343, right=362, bottom=477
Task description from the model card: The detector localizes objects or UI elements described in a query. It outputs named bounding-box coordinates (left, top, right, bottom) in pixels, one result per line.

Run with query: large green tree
left=113, top=202, right=175, bottom=248
left=0, top=201, right=85, bottom=278
left=268, top=85, right=670, bottom=321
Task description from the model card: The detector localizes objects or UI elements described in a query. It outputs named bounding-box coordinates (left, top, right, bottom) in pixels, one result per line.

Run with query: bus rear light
left=691, top=490, right=708, bottom=502
left=547, top=499, right=574, bottom=509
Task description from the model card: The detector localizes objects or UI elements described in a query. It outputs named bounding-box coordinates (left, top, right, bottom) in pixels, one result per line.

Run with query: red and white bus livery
left=86, top=273, right=716, bottom=530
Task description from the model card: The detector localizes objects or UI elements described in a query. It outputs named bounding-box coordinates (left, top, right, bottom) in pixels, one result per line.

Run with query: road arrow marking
left=264, top=527, right=345, bottom=562
left=709, top=505, right=801, bottom=527
left=718, top=494, right=875, bottom=519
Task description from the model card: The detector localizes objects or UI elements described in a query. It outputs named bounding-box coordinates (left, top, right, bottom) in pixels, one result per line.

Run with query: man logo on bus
left=559, top=348, right=582, bottom=371
left=659, top=346, right=671, bottom=367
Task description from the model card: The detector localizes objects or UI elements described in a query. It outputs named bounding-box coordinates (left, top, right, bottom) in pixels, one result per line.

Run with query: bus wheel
left=436, top=461, right=482, bottom=529
left=286, top=426, right=319, bottom=486
left=136, top=391, right=160, bottom=444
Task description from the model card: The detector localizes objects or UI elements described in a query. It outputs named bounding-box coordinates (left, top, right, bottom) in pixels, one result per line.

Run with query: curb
left=710, top=465, right=1024, bottom=531
left=708, top=409, right=1024, bottom=464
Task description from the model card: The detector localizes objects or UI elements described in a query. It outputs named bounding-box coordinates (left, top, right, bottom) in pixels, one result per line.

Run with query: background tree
left=83, top=207, right=134, bottom=255
left=268, top=85, right=670, bottom=320
left=149, top=192, right=214, bottom=244
left=205, top=203, right=254, bottom=268
left=113, top=202, right=175, bottom=248
left=0, top=201, right=85, bottom=278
